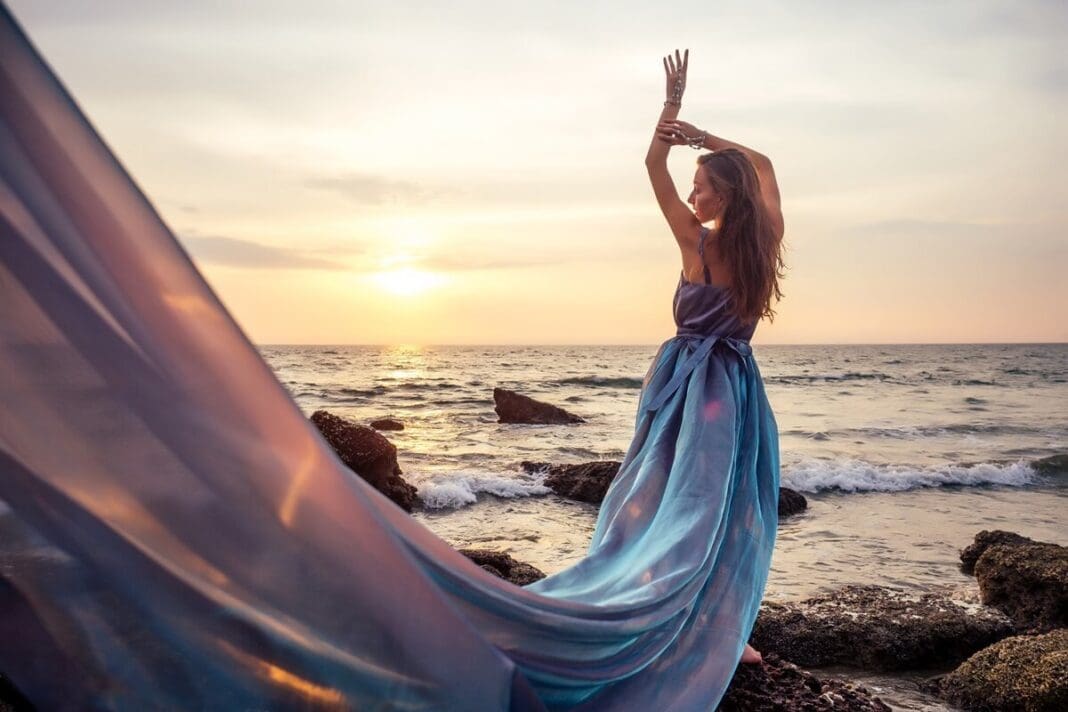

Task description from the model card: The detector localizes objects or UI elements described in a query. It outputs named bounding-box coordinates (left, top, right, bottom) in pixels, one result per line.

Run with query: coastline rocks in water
left=720, top=652, right=891, bottom=711
left=310, top=410, right=418, bottom=512
left=1030, top=453, right=1068, bottom=476
left=521, top=460, right=621, bottom=504
left=934, top=629, right=1068, bottom=712
left=458, top=548, right=546, bottom=586
left=494, top=387, right=585, bottom=424
left=960, top=530, right=1036, bottom=575
left=778, top=488, right=808, bottom=518
left=369, top=417, right=404, bottom=431
left=971, top=537, right=1068, bottom=634
left=520, top=460, right=808, bottom=517
left=751, top=584, right=1015, bottom=672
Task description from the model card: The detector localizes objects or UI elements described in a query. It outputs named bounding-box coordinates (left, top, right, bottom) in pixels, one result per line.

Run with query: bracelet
left=663, top=99, right=681, bottom=107
left=687, top=131, right=707, bottom=149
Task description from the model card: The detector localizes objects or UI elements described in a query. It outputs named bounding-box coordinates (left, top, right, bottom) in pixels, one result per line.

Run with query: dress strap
left=698, top=227, right=713, bottom=285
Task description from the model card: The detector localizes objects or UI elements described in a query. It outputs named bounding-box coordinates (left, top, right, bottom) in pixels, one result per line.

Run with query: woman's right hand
left=656, top=119, right=703, bottom=146
left=663, top=48, right=688, bottom=104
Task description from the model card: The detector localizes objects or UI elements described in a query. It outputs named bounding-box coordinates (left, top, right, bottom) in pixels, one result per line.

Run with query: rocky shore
left=312, top=408, right=1067, bottom=710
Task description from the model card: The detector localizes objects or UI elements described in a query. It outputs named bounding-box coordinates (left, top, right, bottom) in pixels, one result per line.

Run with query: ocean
left=259, top=342, right=1067, bottom=608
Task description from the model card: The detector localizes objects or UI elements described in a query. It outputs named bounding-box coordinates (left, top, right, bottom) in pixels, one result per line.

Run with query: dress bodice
left=673, top=274, right=757, bottom=341
left=672, top=226, right=757, bottom=342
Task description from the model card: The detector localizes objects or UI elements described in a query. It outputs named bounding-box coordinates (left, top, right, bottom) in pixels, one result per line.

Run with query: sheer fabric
left=0, top=7, right=778, bottom=710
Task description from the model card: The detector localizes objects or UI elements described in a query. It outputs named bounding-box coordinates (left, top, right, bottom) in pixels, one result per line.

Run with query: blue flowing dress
left=521, top=229, right=781, bottom=708
left=0, top=7, right=779, bottom=710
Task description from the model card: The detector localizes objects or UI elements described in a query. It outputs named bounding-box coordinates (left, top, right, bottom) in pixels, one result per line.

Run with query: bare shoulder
left=679, top=225, right=731, bottom=284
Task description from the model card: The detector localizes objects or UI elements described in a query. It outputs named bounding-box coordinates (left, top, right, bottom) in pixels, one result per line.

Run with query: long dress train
left=0, top=7, right=779, bottom=710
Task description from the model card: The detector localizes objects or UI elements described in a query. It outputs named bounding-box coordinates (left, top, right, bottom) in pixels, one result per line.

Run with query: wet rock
left=493, top=387, right=585, bottom=424
left=1031, top=453, right=1068, bottom=476
left=751, top=584, right=1015, bottom=672
left=973, top=539, right=1068, bottom=634
left=960, top=530, right=1036, bottom=575
left=458, top=549, right=546, bottom=586
left=369, top=417, right=404, bottom=431
left=778, top=488, right=807, bottom=517
left=310, top=410, right=418, bottom=512
left=520, top=460, right=807, bottom=517
left=521, top=460, right=621, bottom=505
left=720, top=652, right=892, bottom=711
left=934, top=629, right=1068, bottom=712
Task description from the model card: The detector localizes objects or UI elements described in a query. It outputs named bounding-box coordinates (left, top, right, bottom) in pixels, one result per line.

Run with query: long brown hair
left=698, top=149, right=786, bottom=324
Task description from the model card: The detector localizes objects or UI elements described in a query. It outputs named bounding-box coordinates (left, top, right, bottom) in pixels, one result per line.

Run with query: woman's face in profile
left=688, top=166, right=721, bottom=224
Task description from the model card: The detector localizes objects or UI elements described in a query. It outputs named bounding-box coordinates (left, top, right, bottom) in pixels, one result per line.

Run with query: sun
left=372, top=267, right=445, bottom=297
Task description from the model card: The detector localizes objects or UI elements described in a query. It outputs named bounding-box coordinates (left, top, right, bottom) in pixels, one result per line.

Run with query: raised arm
left=658, top=120, right=785, bottom=240
left=645, top=49, right=701, bottom=246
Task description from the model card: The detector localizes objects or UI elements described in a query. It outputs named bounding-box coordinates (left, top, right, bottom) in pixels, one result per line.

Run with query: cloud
left=307, top=173, right=452, bottom=205
left=420, top=253, right=571, bottom=272
left=181, top=235, right=352, bottom=270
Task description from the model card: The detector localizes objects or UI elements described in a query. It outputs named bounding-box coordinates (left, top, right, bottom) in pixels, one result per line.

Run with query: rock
left=778, top=488, right=807, bottom=517
left=1031, top=453, right=1068, bottom=476
left=520, top=460, right=807, bottom=517
left=720, top=652, right=892, bottom=711
left=458, top=549, right=546, bottom=586
left=751, top=584, right=1015, bottom=672
left=369, top=417, right=404, bottom=431
left=527, top=461, right=621, bottom=505
left=493, top=387, right=585, bottom=424
left=960, top=530, right=1036, bottom=575
left=935, top=629, right=1068, bottom=712
left=310, top=410, right=418, bottom=512
left=973, top=540, right=1068, bottom=633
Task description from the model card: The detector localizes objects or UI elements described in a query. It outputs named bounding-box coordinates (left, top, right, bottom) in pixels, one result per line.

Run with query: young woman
left=644, top=48, right=786, bottom=666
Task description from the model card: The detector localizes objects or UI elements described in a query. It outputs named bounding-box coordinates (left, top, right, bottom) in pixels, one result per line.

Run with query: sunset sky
left=9, top=1, right=1066, bottom=345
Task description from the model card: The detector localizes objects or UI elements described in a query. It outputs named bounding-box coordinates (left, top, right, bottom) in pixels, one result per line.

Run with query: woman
left=646, top=47, right=786, bottom=666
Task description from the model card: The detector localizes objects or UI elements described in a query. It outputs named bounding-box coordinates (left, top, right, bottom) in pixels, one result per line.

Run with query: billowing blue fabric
left=0, top=6, right=779, bottom=710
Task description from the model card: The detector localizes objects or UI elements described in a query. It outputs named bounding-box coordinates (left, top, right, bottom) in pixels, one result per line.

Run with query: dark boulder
left=960, top=530, right=1036, bottom=575
left=778, top=488, right=807, bottom=517
left=934, top=629, right=1068, bottom=712
left=1030, top=453, right=1068, bottom=476
left=973, top=540, right=1068, bottom=633
left=310, top=410, right=418, bottom=512
left=751, top=584, right=1015, bottom=672
left=493, top=387, right=585, bottom=424
left=720, top=653, right=892, bottom=711
left=369, top=417, right=404, bottom=431
left=521, top=460, right=621, bottom=505
left=458, top=549, right=546, bottom=586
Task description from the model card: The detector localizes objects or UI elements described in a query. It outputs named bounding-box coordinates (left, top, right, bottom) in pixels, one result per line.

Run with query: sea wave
left=552, top=376, right=644, bottom=389
left=782, top=458, right=1038, bottom=493
left=418, top=473, right=552, bottom=510
left=764, top=372, right=893, bottom=385
left=781, top=422, right=1047, bottom=440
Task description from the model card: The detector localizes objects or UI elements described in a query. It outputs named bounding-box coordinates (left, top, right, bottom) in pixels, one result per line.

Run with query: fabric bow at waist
left=641, top=334, right=753, bottom=413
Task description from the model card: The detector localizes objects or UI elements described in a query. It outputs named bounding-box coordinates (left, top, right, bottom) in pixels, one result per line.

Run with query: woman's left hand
left=663, top=48, right=688, bottom=104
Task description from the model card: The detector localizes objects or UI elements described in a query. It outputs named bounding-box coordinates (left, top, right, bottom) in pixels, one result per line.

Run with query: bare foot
left=740, top=643, right=762, bottom=664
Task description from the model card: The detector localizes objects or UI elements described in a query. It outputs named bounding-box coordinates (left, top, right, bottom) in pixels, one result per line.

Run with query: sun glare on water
left=372, top=267, right=446, bottom=297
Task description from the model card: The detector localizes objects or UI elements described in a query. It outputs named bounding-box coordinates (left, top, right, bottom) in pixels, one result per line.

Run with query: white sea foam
left=418, top=473, right=552, bottom=510
left=782, top=458, right=1037, bottom=493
